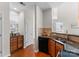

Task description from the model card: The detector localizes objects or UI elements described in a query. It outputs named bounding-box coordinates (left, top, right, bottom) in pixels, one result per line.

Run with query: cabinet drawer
left=11, top=38, right=17, bottom=43
left=56, top=42, right=64, bottom=50
left=11, top=42, right=17, bottom=46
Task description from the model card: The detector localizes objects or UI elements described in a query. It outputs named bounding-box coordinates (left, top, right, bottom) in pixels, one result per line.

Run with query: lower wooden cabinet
left=17, top=35, right=24, bottom=49
left=56, top=42, right=64, bottom=56
left=10, top=36, right=17, bottom=53
left=10, top=35, right=24, bottom=53
left=48, top=39, right=64, bottom=57
left=48, top=39, right=55, bottom=57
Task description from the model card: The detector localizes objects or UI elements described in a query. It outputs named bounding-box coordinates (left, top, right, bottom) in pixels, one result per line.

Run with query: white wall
left=18, top=12, right=24, bottom=35
left=35, top=5, right=43, bottom=52
left=58, top=2, right=78, bottom=34
left=43, top=2, right=79, bottom=35
left=0, top=3, right=10, bottom=56
left=43, top=8, right=52, bottom=28
left=36, top=5, right=43, bottom=36
left=10, top=11, right=24, bottom=35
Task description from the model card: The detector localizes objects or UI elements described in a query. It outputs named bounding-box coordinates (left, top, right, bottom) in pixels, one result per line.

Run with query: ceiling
left=10, top=2, right=64, bottom=11
left=24, top=2, right=64, bottom=10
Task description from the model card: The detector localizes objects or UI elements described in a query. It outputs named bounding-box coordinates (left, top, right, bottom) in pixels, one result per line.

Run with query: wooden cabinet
left=17, top=35, right=24, bottom=49
left=48, top=39, right=64, bottom=57
left=56, top=42, right=64, bottom=56
left=48, top=39, right=55, bottom=57
left=10, top=36, right=18, bottom=53
left=10, top=35, right=24, bottom=53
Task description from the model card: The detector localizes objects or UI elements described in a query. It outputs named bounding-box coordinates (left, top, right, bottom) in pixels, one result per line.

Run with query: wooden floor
left=35, top=52, right=50, bottom=57
left=11, top=44, right=50, bottom=57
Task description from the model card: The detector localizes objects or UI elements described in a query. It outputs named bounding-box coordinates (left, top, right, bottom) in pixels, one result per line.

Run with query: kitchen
left=0, top=2, right=79, bottom=57
left=9, top=2, right=79, bottom=57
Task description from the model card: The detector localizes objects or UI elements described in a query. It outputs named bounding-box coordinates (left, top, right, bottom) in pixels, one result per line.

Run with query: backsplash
left=38, top=28, right=52, bottom=36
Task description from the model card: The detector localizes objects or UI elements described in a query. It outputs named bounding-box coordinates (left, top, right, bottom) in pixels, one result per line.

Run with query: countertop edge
left=39, top=36, right=64, bottom=45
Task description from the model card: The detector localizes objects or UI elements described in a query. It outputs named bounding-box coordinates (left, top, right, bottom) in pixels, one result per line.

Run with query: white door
left=0, top=16, right=2, bottom=56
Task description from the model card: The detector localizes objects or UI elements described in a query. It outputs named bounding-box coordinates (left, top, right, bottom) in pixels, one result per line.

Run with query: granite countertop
left=51, top=32, right=79, bottom=37
left=39, top=32, right=79, bottom=56
left=40, top=31, right=79, bottom=45
left=59, top=50, right=79, bottom=57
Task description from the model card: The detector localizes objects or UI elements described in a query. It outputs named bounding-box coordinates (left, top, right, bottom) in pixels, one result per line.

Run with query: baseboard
left=24, top=43, right=33, bottom=48
left=34, top=49, right=39, bottom=53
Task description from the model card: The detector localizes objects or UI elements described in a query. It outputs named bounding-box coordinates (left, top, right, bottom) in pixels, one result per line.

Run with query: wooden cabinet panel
left=11, top=45, right=17, bottom=52
left=10, top=35, right=24, bottom=53
left=69, top=36, right=79, bottom=43
left=18, top=40, right=23, bottom=48
left=48, top=39, right=64, bottom=57
left=56, top=43, right=64, bottom=50
left=48, top=39, right=55, bottom=57
left=18, top=35, right=23, bottom=40
left=10, top=37, right=18, bottom=53
left=56, top=42, right=64, bottom=56
left=17, top=35, right=23, bottom=49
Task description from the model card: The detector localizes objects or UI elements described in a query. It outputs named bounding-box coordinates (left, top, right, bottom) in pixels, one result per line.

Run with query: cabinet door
left=10, top=37, right=17, bottom=53
left=48, top=39, right=55, bottom=57
left=18, top=40, right=23, bottom=48
left=18, top=36, right=23, bottom=49
left=56, top=42, right=64, bottom=56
